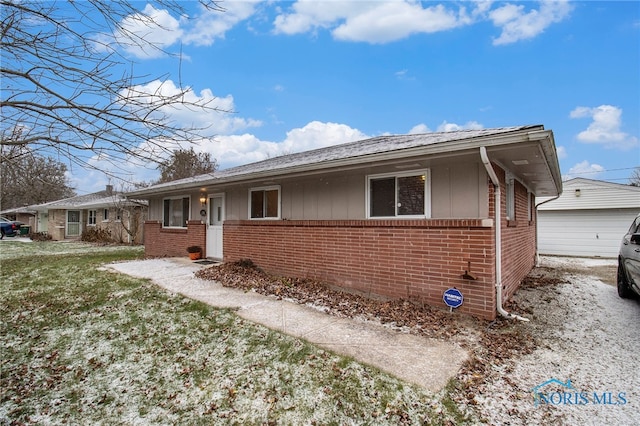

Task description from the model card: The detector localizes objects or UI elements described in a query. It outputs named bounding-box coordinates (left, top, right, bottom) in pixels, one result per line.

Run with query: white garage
left=537, top=178, right=640, bottom=258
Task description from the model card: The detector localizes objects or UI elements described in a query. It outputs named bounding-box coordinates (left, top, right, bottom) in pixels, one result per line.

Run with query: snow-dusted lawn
left=3, top=241, right=637, bottom=425
left=0, top=241, right=467, bottom=425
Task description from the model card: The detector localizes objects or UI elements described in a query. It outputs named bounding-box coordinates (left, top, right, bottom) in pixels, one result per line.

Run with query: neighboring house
left=31, top=185, right=147, bottom=244
left=537, top=178, right=640, bottom=258
left=128, top=125, right=562, bottom=320
left=0, top=206, right=37, bottom=231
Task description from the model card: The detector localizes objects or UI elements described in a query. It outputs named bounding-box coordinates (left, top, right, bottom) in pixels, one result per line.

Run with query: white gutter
left=480, top=146, right=530, bottom=322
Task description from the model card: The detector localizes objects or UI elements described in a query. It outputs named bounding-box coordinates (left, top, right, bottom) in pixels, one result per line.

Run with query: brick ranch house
left=128, top=125, right=562, bottom=320
left=31, top=185, right=147, bottom=244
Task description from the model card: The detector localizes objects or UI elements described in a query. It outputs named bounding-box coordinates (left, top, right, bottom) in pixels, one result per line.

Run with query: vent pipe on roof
left=480, top=147, right=529, bottom=322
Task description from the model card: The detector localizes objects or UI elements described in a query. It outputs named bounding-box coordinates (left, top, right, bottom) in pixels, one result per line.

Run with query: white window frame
left=103, top=208, right=109, bottom=222
left=505, top=173, right=515, bottom=221
left=366, top=169, right=431, bottom=219
left=162, top=195, right=191, bottom=228
left=248, top=185, right=281, bottom=220
left=88, top=210, right=97, bottom=226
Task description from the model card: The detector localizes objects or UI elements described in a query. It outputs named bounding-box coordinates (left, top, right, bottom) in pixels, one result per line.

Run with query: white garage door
left=538, top=209, right=639, bottom=258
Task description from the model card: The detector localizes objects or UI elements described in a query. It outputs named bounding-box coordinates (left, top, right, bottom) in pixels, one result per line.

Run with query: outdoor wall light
left=199, top=193, right=207, bottom=206
left=575, top=189, right=581, bottom=197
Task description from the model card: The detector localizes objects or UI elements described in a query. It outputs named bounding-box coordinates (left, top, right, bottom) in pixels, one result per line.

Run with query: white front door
left=206, top=195, right=224, bottom=259
left=38, top=212, right=48, bottom=233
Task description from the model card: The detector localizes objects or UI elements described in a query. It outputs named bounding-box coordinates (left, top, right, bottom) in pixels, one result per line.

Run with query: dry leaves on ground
left=195, top=260, right=567, bottom=407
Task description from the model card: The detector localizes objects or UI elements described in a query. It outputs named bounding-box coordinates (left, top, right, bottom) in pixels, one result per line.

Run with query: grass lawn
left=0, top=241, right=473, bottom=425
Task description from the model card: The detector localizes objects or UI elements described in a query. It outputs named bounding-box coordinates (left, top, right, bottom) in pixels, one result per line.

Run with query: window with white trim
left=506, top=174, right=515, bottom=220
left=103, top=208, right=109, bottom=221
left=367, top=170, right=430, bottom=218
left=163, top=196, right=190, bottom=227
left=249, top=186, right=280, bottom=219
left=88, top=210, right=97, bottom=225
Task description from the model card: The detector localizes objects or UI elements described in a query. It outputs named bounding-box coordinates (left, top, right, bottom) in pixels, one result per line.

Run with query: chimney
left=106, top=185, right=113, bottom=195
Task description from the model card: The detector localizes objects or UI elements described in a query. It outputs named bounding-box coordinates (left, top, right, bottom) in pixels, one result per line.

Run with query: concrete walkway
left=107, top=258, right=468, bottom=392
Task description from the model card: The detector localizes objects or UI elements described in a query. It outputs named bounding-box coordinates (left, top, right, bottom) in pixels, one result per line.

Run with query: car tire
left=617, top=262, right=635, bottom=299
left=0, top=230, right=4, bottom=240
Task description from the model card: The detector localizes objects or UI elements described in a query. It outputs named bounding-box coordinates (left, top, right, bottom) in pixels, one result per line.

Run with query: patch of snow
left=476, top=259, right=640, bottom=425
left=539, top=256, right=617, bottom=269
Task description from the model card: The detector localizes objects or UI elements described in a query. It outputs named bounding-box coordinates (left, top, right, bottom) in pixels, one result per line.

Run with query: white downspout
left=534, top=195, right=560, bottom=266
left=480, top=147, right=530, bottom=322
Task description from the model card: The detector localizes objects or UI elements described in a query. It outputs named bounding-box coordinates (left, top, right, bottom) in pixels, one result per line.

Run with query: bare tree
left=0, top=144, right=76, bottom=210
left=629, top=167, right=640, bottom=187
left=0, top=0, right=224, bottom=184
left=156, top=147, right=217, bottom=183
left=109, top=193, right=147, bottom=245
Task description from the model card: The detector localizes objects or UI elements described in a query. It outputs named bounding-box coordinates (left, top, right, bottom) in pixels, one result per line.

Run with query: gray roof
left=32, top=189, right=147, bottom=211
left=128, top=125, right=562, bottom=197
left=0, top=206, right=38, bottom=215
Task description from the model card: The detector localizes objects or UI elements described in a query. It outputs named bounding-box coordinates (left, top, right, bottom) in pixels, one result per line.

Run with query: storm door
left=66, top=210, right=81, bottom=237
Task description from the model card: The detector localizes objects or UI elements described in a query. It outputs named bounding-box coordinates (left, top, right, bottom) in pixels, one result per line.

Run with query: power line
left=563, top=166, right=638, bottom=177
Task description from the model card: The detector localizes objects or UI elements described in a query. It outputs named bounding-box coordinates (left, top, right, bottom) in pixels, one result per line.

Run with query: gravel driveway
left=475, top=256, right=640, bottom=425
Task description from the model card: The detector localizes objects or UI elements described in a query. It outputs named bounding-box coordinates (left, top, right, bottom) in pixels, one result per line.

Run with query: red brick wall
left=486, top=167, right=537, bottom=305
left=144, top=220, right=206, bottom=258
left=499, top=176, right=537, bottom=301
left=224, top=219, right=498, bottom=319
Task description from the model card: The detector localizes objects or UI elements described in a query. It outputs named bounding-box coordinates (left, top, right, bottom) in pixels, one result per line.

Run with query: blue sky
left=76, top=0, right=639, bottom=194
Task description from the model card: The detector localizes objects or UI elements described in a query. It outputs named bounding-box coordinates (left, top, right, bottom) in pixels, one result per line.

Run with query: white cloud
left=565, top=160, right=605, bottom=180
left=110, top=4, right=184, bottom=59
left=181, top=1, right=259, bottom=46
left=569, top=105, right=639, bottom=150
left=273, top=1, right=364, bottom=35
left=103, top=2, right=258, bottom=59
left=273, top=1, right=571, bottom=45
left=436, top=120, right=484, bottom=132
left=332, top=2, right=463, bottom=43
left=281, top=121, right=368, bottom=152
left=119, top=79, right=262, bottom=135
left=274, top=1, right=473, bottom=43
left=488, top=0, right=573, bottom=45
left=555, top=145, right=567, bottom=159
left=408, top=124, right=432, bottom=134
left=198, top=121, right=368, bottom=169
